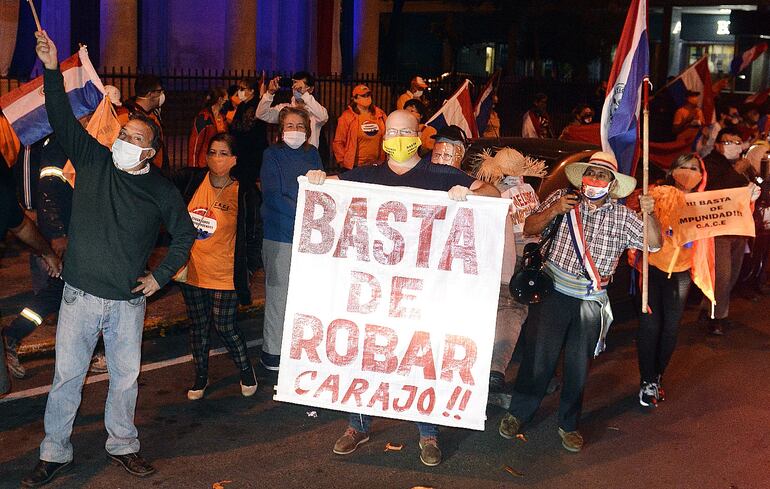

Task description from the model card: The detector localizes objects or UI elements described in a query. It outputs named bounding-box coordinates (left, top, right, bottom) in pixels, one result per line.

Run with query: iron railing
left=1, top=69, right=597, bottom=173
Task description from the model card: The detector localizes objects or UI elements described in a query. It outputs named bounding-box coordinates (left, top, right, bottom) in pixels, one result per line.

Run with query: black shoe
left=107, top=452, right=156, bottom=477
left=21, top=460, right=72, bottom=487
left=488, top=370, right=506, bottom=393
left=260, top=352, right=280, bottom=371
left=708, top=319, right=725, bottom=336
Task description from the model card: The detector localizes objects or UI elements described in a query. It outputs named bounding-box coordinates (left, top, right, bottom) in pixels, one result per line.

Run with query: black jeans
left=507, top=290, right=602, bottom=432
left=637, top=267, right=691, bottom=383
left=4, top=277, right=65, bottom=346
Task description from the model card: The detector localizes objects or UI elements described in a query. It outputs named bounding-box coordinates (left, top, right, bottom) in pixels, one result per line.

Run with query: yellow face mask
left=382, top=136, right=421, bottom=162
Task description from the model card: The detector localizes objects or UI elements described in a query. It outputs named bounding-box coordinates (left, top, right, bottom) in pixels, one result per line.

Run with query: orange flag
left=691, top=237, right=716, bottom=315
left=0, top=113, right=20, bottom=167
left=62, top=95, right=121, bottom=187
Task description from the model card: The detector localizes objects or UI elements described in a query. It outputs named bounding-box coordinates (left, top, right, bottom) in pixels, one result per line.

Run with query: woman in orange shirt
left=636, top=153, right=705, bottom=408
left=332, top=84, right=387, bottom=169
left=187, top=88, right=229, bottom=168
left=179, top=133, right=261, bottom=400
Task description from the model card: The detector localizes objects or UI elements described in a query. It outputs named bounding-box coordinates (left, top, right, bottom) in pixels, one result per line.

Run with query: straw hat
left=470, top=147, right=547, bottom=184
left=564, top=151, right=636, bottom=199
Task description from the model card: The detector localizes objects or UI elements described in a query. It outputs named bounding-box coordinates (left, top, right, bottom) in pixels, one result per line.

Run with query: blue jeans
left=348, top=414, right=438, bottom=438
left=40, top=283, right=146, bottom=463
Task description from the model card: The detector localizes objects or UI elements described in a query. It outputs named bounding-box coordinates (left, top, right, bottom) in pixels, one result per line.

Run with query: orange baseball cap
left=352, top=84, right=371, bottom=96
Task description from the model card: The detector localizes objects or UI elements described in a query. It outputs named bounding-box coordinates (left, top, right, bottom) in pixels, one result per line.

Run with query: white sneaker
left=187, top=376, right=208, bottom=400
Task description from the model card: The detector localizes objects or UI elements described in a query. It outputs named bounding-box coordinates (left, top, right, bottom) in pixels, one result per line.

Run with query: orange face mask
left=672, top=168, right=701, bottom=191
left=207, top=155, right=236, bottom=176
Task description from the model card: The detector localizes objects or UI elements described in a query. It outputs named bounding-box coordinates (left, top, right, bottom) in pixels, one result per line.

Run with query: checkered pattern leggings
left=180, top=285, right=251, bottom=375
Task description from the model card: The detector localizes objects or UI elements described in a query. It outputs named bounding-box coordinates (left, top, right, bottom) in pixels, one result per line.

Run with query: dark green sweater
left=44, top=69, right=195, bottom=300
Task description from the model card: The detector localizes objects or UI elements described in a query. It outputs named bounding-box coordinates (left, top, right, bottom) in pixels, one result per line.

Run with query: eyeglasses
left=718, top=140, right=741, bottom=145
left=356, top=93, right=372, bottom=98
left=432, top=152, right=457, bottom=161
left=384, top=128, right=418, bottom=137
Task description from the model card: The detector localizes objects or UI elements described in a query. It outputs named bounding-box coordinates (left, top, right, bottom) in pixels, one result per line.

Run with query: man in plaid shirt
left=498, top=152, right=662, bottom=452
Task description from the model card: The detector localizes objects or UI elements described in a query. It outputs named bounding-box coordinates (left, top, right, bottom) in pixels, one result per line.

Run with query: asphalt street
left=1, top=295, right=770, bottom=489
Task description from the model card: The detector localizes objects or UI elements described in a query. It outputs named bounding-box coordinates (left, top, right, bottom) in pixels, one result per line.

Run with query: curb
left=16, top=300, right=265, bottom=359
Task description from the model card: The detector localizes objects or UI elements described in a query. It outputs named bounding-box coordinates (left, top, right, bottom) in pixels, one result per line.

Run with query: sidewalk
left=0, top=247, right=266, bottom=357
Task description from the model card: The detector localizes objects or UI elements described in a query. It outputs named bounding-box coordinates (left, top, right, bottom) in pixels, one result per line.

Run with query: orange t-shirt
left=356, top=112, right=384, bottom=166
left=186, top=174, right=239, bottom=290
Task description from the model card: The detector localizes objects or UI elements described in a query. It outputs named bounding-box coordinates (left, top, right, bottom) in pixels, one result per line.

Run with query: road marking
left=0, top=339, right=264, bottom=404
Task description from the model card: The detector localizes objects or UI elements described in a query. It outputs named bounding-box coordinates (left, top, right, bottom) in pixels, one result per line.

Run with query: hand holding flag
left=34, top=30, right=58, bottom=70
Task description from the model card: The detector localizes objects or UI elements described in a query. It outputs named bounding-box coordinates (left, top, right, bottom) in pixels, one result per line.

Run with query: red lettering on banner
left=341, top=378, right=370, bottom=407
left=396, top=331, right=436, bottom=380
left=412, top=204, right=447, bottom=268
left=389, top=276, right=423, bottom=319
left=361, top=324, right=398, bottom=374
left=294, top=370, right=317, bottom=395
left=298, top=190, right=336, bottom=254
left=314, top=374, right=340, bottom=402
left=439, top=208, right=478, bottom=275
left=417, top=387, right=436, bottom=415
left=367, top=382, right=390, bottom=411
left=392, top=385, right=418, bottom=412
left=440, top=335, right=477, bottom=385
left=333, top=197, right=370, bottom=261
left=373, top=201, right=407, bottom=265
left=326, top=319, right=359, bottom=366
left=347, top=271, right=381, bottom=314
left=289, top=314, right=323, bottom=363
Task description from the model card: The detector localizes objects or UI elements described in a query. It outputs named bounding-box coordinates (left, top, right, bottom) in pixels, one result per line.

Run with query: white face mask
left=412, top=90, right=423, bottom=98
left=236, top=89, right=247, bottom=102
left=157, top=92, right=165, bottom=107
left=583, top=184, right=610, bottom=200
left=721, top=144, right=742, bottom=161
left=111, top=138, right=152, bottom=170
left=283, top=130, right=306, bottom=149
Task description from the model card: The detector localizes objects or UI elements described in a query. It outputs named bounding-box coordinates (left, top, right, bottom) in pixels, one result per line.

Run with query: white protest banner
left=274, top=178, right=510, bottom=430
left=673, top=187, right=755, bottom=246
left=501, top=180, right=538, bottom=233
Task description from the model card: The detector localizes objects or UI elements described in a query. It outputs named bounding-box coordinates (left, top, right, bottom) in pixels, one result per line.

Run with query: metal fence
left=1, top=68, right=597, bottom=173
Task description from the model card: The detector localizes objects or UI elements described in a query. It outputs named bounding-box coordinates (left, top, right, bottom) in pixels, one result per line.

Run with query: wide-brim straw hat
left=565, top=151, right=637, bottom=199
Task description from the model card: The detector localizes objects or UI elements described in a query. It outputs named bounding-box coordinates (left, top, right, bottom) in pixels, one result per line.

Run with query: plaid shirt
left=537, top=188, right=645, bottom=279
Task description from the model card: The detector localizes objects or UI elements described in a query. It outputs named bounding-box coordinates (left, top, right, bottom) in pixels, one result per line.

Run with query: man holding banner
left=499, top=152, right=662, bottom=452
left=294, top=110, right=500, bottom=467
left=702, top=127, right=758, bottom=335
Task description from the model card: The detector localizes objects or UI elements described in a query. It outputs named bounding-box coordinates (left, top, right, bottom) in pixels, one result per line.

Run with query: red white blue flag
left=0, top=47, right=105, bottom=146
left=474, top=71, right=500, bottom=136
left=600, top=0, right=648, bottom=176
left=660, top=56, right=715, bottom=125
left=731, top=42, right=768, bottom=76
left=426, top=79, right=478, bottom=138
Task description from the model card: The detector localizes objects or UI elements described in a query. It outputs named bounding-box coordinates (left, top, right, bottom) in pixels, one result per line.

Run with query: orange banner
left=674, top=187, right=755, bottom=245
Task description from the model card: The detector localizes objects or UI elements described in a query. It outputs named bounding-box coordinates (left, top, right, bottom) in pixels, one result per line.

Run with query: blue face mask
left=293, top=90, right=304, bottom=101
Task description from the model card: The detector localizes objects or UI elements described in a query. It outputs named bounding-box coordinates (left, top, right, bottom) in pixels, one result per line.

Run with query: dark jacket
left=229, top=98, right=268, bottom=185
left=189, top=170, right=263, bottom=305
left=703, top=150, right=749, bottom=191
left=36, top=136, right=72, bottom=240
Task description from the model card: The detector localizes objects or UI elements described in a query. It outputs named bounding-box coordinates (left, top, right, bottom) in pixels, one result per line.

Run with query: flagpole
left=642, top=77, right=650, bottom=315
left=26, top=0, right=42, bottom=32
